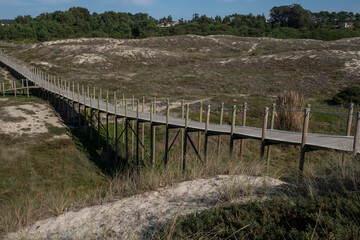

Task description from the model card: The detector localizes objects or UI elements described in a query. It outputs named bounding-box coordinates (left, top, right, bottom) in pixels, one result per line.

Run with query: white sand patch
left=7, top=175, right=285, bottom=240
left=344, top=59, right=360, bottom=74
left=0, top=98, right=9, bottom=102
left=0, top=103, right=64, bottom=136
left=73, top=54, right=106, bottom=64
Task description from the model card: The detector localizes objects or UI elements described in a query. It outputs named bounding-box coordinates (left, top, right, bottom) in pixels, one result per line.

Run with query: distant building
left=158, top=22, right=179, bottom=28
left=341, top=22, right=355, bottom=29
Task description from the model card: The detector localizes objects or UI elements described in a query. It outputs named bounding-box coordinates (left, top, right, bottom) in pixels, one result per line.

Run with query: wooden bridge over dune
left=0, top=50, right=359, bottom=172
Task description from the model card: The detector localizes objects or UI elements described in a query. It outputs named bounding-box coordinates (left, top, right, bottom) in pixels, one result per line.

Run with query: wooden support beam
left=230, top=105, right=237, bottom=155
left=150, top=101, right=155, bottom=165
left=142, top=96, right=145, bottom=161
left=353, top=111, right=360, bottom=157
left=97, top=91, right=101, bottom=148
left=77, top=84, right=81, bottom=126
left=106, top=90, right=109, bottom=154
left=260, top=107, right=269, bottom=161
left=114, top=98, right=118, bottom=163
left=131, top=95, right=135, bottom=156
left=125, top=100, right=129, bottom=166
left=164, top=99, right=170, bottom=166
left=198, top=101, right=203, bottom=155
left=346, top=103, right=354, bottom=136
left=181, top=100, right=185, bottom=163
left=14, top=80, right=16, bottom=97
left=299, top=105, right=311, bottom=172
left=2, top=83, right=5, bottom=97
left=136, top=100, right=140, bottom=167
left=72, top=82, right=75, bottom=125
left=266, top=103, right=276, bottom=171
left=183, top=104, right=189, bottom=173
left=218, top=102, right=224, bottom=156
left=240, top=102, right=247, bottom=158
left=26, top=79, right=29, bottom=98
left=90, top=94, right=93, bottom=140
left=204, top=105, right=211, bottom=162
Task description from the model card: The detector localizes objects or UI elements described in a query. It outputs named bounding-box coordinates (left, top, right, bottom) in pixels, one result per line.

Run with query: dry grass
left=275, top=90, right=305, bottom=132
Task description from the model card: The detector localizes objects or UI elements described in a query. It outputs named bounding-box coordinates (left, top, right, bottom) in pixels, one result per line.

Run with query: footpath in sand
left=8, top=175, right=285, bottom=239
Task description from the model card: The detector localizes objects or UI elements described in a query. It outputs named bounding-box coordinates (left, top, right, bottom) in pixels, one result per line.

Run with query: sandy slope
left=7, top=175, right=285, bottom=240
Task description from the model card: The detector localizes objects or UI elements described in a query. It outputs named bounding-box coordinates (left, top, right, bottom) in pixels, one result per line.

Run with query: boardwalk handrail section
left=0, top=50, right=359, bottom=171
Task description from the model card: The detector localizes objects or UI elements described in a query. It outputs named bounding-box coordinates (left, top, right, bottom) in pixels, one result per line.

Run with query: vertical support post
left=204, top=105, right=211, bottom=163
left=183, top=104, right=189, bottom=173
left=125, top=100, right=129, bottom=166
left=21, top=79, right=24, bottom=95
left=78, top=84, right=81, bottom=126
left=114, top=98, right=118, bottom=163
left=114, top=92, right=117, bottom=141
left=14, top=80, right=16, bottom=98
left=164, top=99, right=170, bottom=166
left=90, top=93, right=93, bottom=140
left=266, top=103, right=276, bottom=171
left=346, top=103, right=354, bottom=136
left=98, top=91, right=101, bottom=148
left=136, top=100, right=140, bottom=167
left=131, top=95, right=135, bottom=156
left=2, top=83, right=5, bottom=97
left=181, top=100, right=185, bottom=163
left=26, top=79, right=29, bottom=98
left=198, top=101, right=203, bottom=155
left=353, top=111, right=360, bottom=157
left=142, top=96, right=145, bottom=161
left=106, top=91, right=109, bottom=154
left=260, top=107, right=269, bottom=161
left=67, top=87, right=70, bottom=119
left=122, top=93, right=125, bottom=144
left=218, top=102, right=224, bottom=155
left=83, top=86, right=86, bottom=126
left=299, top=105, right=311, bottom=172
left=230, top=105, right=237, bottom=155
left=150, top=101, right=155, bottom=165
left=239, top=102, right=247, bottom=158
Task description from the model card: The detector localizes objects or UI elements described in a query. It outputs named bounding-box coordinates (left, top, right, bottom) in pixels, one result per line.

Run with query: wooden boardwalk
left=0, top=51, right=359, bottom=171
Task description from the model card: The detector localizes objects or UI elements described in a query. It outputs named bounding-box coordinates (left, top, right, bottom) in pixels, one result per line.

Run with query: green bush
left=157, top=193, right=360, bottom=239
left=331, top=86, right=360, bottom=105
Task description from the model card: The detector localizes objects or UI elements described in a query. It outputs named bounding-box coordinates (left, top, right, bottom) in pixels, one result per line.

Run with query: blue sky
left=0, top=0, right=359, bottom=20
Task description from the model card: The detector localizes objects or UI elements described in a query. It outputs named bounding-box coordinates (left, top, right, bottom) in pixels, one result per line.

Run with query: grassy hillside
left=6, top=36, right=360, bottom=104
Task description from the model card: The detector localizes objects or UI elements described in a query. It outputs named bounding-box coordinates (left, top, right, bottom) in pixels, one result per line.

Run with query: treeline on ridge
left=1, top=4, right=360, bottom=42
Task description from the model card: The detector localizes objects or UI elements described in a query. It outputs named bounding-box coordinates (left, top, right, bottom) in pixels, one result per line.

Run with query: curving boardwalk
left=0, top=51, right=359, bottom=171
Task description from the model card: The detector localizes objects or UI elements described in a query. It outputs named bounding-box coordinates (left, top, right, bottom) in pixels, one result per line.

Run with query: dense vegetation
left=1, top=4, right=360, bottom=42
left=331, top=86, right=360, bottom=105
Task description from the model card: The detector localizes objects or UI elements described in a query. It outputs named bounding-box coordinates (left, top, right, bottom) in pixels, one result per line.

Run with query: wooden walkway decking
left=0, top=51, right=359, bottom=164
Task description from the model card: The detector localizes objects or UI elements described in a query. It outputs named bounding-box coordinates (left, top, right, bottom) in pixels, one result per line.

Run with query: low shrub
left=331, top=86, right=360, bottom=105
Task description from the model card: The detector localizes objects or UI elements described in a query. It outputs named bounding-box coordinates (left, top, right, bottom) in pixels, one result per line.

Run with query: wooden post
left=218, top=103, right=224, bottom=155
left=21, top=79, right=24, bottom=95
left=131, top=95, right=135, bottom=156
left=346, top=103, right=354, bottom=136
left=114, top=98, right=118, bottom=162
left=230, top=105, right=237, bottom=155
left=106, top=91, right=109, bottom=154
left=299, top=105, right=311, bottom=172
left=353, top=111, right=360, bottom=157
left=90, top=93, right=93, bottom=140
left=153, top=97, right=156, bottom=161
left=2, top=83, right=5, bottom=97
left=150, top=101, right=155, bottom=165
left=122, top=93, right=125, bottom=144
left=78, top=84, right=81, bottom=126
left=239, top=102, right=247, bottom=158
left=164, top=99, right=170, bottom=166
left=142, top=96, right=145, bottom=161
left=114, top=92, right=117, bottom=141
left=260, top=107, right=269, bottom=160
left=87, top=85, right=89, bottom=98
left=97, top=92, right=101, bottom=148
left=266, top=103, right=276, bottom=171
left=198, top=102, right=203, bottom=155
left=181, top=99, right=185, bottom=162
left=183, top=104, right=189, bottom=172
left=14, top=80, right=16, bottom=97
left=72, top=82, right=75, bottom=125
left=125, top=100, right=129, bottom=165
left=67, top=87, right=70, bottom=119
left=136, top=100, right=140, bottom=167
left=204, top=105, right=211, bottom=162
left=26, top=79, right=29, bottom=98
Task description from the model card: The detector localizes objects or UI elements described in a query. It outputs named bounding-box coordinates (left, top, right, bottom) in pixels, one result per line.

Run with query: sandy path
left=7, top=175, right=285, bottom=240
